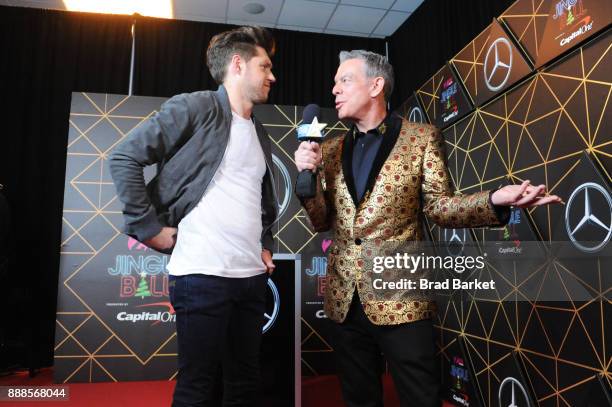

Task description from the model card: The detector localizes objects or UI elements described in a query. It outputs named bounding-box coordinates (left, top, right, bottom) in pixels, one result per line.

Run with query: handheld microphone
left=295, top=104, right=326, bottom=199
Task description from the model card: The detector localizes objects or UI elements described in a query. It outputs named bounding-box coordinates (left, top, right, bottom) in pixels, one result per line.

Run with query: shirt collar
left=352, top=113, right=390, bottom=140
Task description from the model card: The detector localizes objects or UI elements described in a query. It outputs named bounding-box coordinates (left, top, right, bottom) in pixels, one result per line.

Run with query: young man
left=110, top=26, right=278, bottom=407
left=294, top=50, right=561, bottom=407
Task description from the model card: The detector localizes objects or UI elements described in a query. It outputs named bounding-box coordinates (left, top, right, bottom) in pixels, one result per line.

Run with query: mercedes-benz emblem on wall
left=408, top=106, right=424, bottom=123
left=564, top=182, right=612, bottom=253
left=272, top=153, right=291, bottom=219
left=484, top=37, right=513, bottom=92
left=444, top=228, right=466, bottom=256
left=263, top=278, right=280, bottom=333
left=499, top=377, right=531, bottom=407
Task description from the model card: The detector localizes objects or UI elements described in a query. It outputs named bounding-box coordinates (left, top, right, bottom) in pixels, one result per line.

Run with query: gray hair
left=339, top=50, right=394, bottom=101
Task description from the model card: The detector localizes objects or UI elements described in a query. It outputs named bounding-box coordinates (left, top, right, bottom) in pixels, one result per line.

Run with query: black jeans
left=169, top=273, right=268, bottom=407
left=331, top=292, right=441, bottom=407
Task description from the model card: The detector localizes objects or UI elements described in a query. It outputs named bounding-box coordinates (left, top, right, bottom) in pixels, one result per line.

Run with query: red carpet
left=0, top=368, right=174, bottom=407
left=302, top=374, right=401, bottom=407
left=1, top=368, right=436, bottom=406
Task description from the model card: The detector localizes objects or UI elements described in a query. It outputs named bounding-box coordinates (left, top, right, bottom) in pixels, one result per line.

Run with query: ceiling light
left=63, top=0, right=173, bottom=19
left=243, top=3, right=265, bottom=15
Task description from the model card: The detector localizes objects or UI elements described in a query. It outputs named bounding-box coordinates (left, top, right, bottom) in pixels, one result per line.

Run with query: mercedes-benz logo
left=272, top=154, right=291, bottom=219
left=263, top=278, right=280, bottom=333
left=444, top=228, right=466, bottom=256
left=564, top=182, right=612, bottom=253
left=498, top=376, right=530, bottom=407
left=408, top=106, right=424, bottom=123
left=484, top=37, right=513, bottom=92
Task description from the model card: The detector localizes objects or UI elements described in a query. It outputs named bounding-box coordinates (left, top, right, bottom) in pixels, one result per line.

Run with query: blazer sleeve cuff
left=488, top=189, right=511, bottom=226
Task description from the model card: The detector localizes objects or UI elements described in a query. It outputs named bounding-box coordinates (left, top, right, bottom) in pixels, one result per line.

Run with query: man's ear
left=228, top=54, right=244, bottom=77
left=370, top=76, right=385, bottom=98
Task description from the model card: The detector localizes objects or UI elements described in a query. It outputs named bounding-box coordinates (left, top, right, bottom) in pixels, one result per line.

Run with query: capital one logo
left=263, top=278, right=280, bottom=333
left=484, top=37, right=513, bottom=92
left=564, top=182, right=612, bottom=253
left=498, top=377, right=531, bottom=407
left=408, top=106, right=424, bottom=123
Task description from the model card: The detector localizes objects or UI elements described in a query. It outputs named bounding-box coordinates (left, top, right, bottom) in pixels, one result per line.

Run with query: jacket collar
left=215, top=84, right=233, bottom=122
left=341, top=113, right=402, bottom=207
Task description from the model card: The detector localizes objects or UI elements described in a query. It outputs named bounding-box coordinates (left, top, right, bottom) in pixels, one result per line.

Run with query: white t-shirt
left=166, top=111, right=267, bottom=278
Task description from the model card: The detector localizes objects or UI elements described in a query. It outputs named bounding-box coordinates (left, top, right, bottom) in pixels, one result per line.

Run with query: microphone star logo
left=484, top=37, right=514, bottom=92
left=564, top=182, right=612, bottom=253
left=305, top=116, right=327, bottom=140
left=498, top=377, right=531, bottom=407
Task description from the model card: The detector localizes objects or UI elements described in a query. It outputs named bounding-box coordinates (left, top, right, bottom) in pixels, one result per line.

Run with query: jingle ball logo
left=497, top=208, right=522, bottom=254
left=552, top=0, right=593, bottom=47
left=107, top=237, right=174, bottom=326
left=305, top=239, right=332, bottom=297
left=553, top=0, right=587, bottom=27
left=448, top=355, right=470, bottom=406
left=440, top=77, right=459, bottom=123
left=108, top=237, right=170, bottom=301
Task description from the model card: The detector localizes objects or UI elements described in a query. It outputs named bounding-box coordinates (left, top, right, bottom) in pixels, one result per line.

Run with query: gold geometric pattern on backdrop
left=254, top=104, right=347, bottom=376
left=57, top=93, right=173, bottom=383
left=57, top=96, right=348, bottom=382
left=436, top=30, right=611, bottom=406
left=451, top=22, right=493, bottom=105
left=255, top=104, right=349, bottom=255
left=500, top=0, right=551, bottom=64
left=416, top=65, right=447, bottom=124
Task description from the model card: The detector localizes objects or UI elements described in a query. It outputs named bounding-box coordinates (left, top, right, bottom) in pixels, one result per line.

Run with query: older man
left=294, top=50, right=561, bottom=407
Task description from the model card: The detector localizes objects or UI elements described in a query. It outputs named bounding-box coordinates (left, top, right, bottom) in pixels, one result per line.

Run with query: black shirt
left=350, top=114, right=396, bottom=202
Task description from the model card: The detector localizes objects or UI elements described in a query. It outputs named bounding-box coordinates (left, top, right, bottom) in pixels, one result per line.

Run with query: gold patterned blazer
left=301, top=116, right=507, bottom=325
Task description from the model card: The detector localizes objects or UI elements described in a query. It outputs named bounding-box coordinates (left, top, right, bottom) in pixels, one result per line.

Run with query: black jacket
left=109, top=85, right=278, bottom=253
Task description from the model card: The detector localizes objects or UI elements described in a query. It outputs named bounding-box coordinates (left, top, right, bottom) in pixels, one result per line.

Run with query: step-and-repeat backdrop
left=396, top=1, right=611, bottom=406
left=54, top=94, right=342, bottom=400
left=56, top=1, right=610, bottom=405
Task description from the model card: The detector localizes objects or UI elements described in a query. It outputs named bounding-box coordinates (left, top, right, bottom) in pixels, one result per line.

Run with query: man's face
left=243, top=45, right=276, bottom=104
left=332, top=58, right=374, bottom=120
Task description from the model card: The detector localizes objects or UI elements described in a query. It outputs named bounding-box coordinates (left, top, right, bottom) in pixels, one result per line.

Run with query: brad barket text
left=372, top=278, right=496, bottom=291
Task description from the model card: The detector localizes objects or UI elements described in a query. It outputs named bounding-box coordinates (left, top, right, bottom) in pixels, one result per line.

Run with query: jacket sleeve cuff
left=124, top=209, right=164, bottom=243
left=261, top=230, right=274, bottom=254
left=488, top=189, right=511, bottom=225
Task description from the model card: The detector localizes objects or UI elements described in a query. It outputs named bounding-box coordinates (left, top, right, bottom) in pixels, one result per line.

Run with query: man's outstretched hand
left=491, top=180, right=562, bottom=208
